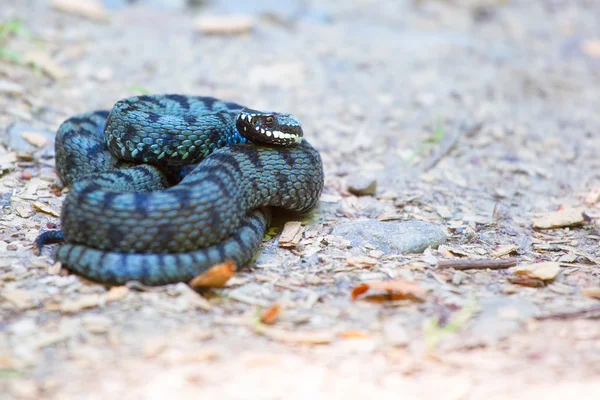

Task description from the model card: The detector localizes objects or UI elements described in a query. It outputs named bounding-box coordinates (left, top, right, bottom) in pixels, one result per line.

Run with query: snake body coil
left=39, top=95, right=324, bottom=285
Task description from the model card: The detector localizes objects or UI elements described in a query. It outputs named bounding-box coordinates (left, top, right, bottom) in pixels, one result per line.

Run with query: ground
left=1, top=0, right=600, bottom=398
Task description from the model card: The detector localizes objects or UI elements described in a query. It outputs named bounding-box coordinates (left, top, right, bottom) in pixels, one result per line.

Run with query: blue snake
left=34, top=95, right=324, bottom=286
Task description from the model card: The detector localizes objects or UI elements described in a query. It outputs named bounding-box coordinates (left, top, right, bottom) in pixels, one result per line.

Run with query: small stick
left=437, top=258, right=517, bottom=270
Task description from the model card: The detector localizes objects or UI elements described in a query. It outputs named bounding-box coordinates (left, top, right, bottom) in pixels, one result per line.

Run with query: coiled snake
left=35, top=95, right=324, bottom=286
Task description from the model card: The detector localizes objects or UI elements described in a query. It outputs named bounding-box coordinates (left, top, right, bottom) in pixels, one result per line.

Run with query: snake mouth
left=236, top=109, right=303, bottom=147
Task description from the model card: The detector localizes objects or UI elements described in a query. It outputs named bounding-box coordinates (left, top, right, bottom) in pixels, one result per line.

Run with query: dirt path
left=1, top=1, right=599, bottom=398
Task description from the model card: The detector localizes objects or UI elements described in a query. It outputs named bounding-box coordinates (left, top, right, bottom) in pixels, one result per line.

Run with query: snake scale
left=35, top=95, right=324, bottom=286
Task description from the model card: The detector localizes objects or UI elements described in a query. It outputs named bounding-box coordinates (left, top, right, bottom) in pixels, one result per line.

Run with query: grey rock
left=3, top=123, right=54, bottom=153
left=330, top=220, right=446, bottom=254
left=347, top=175, right=377, bottom=196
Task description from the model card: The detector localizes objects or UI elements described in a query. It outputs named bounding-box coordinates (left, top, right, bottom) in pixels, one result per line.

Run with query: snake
left=34, top=95, right=324, bottom=286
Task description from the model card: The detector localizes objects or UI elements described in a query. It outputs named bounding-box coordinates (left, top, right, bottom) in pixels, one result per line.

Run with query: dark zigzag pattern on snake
left=44, top=95, right=324, bottom=286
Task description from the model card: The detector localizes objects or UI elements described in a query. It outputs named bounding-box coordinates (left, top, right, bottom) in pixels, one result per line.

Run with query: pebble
left=330, top=220, right=446, bottom=254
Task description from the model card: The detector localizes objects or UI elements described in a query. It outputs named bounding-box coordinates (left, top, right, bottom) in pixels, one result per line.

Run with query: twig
left=535, top=305, right=600, bottom=320
left=437, top=258, right=517, bottom=270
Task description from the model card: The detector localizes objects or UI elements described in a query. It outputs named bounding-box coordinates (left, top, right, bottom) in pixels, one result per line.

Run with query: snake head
left=236, top=108, right=303, bottom=146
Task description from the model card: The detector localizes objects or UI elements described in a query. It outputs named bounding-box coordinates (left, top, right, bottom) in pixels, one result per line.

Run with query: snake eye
left=265, top=116, right=275, bottom=127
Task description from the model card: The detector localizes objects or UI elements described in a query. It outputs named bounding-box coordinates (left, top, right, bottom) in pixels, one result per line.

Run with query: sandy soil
left=1, top=0, right=599, bottom=398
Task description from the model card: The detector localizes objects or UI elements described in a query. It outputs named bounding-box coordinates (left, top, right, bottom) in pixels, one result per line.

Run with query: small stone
left=331, top=220, right=446, bottom=254
left=451, top=270, right=467, bottom=285
left=347, top=175, right=377, bottom=196
left=532, top=208, right=584, bottom=229
left=195, top=15, right=253, bottom=35
left=512, top=261, right=561, bottom=281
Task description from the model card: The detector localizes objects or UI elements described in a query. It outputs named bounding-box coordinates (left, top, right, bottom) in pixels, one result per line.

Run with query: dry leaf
left=278, top=221, right=303, bottom=248
left=51, top=0, right=109, bottom=22
left=21, top=132, right=50, bottom=148
left=492, top=244, right=519, bottom=257
left=1, top=289, right=34, bottom=310
left=512, top=262, right=561, bottom=281
left=582, top=287, right=600, bottom=299
left=188, top=260, right=236, bottom=289
left=351, top=279, right=428, bottom=302
left=260, top=304, right=281, bottom=325
left=23, top=51, right=69, bottom=80
left=346, top=256, right=378, bottom=268
left=105, top=286, right=129, bottom=302
left=32, top=202, right=61, bottom=217
left=48, top=261, right=62, bottom=275
left=60, top=294, right=101, bottom=313
left=260, top=327, right=335, bottom=344
left=507, top=276, right=545, bottom=287
left=338, top=330, right=371, bottom=339
left=195, top=15, right=254, bottom=35
left=532, top=208, right=584, bottom=229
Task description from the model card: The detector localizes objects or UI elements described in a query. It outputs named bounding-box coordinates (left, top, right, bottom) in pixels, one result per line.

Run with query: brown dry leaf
left=105, top=286, right=129, bottom=302
left=581, top=39, right=600, bottom=58
left=48, top=261, right=62, bottom=275
left=260, top=304, right=281, bottom=325
left=189, top=260, right=236, bottom=289
left=492, top=244, right=519, bottom=257
left=346, top=256, right=378, bottom=268
left=508, top=276, right=545, bottom=287
left=351, top=279, right=428, bottom=302
left=1, top=289, right=35, bottom=310
left=51, top=0, right=109, bottom=22
left=21, top=132, right=50, bottom=148
left=23, top=51, right=69, bottom=80
left=278, top=221, right=303, bottom=248
left=195, top=15, right=254, bottom=35
left=60, top=294, right=101, bottom=313
left=260, top=327, right=335, bottom=344
left=532, top=208, right=584, bottom=229
left=32, top=202, right=61, bottom=217
left=338, top=330, right=371, bottom=339
left=581, top=287, right=600, bottom=299
left=512, top=262, right=561, bottom=281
